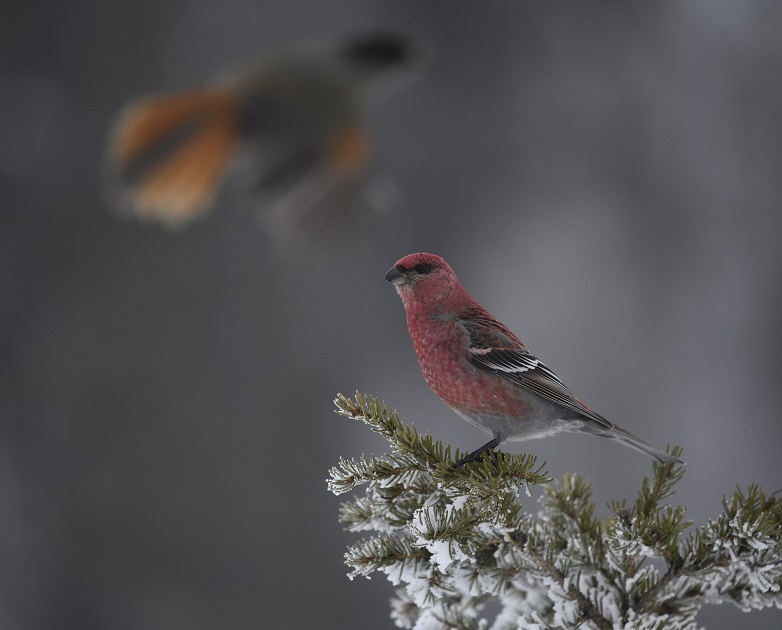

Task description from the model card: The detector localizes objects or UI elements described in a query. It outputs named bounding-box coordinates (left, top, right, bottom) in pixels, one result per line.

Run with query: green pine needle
left=329, top=392, right=782, bottom=629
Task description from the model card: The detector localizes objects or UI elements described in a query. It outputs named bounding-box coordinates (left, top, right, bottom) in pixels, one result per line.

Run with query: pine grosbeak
left=385, top=252, right=683, bottom=466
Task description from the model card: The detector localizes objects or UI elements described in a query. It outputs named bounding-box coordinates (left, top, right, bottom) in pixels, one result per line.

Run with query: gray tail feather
left=579, top=419, right=684, bottom=465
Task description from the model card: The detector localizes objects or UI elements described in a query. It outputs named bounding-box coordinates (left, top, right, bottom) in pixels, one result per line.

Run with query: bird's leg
left=453, top=437, right=501, bottom=467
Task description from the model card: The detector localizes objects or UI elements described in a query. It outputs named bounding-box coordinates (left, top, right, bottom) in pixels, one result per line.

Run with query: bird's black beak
left=385, top=265, right=408, bottom=286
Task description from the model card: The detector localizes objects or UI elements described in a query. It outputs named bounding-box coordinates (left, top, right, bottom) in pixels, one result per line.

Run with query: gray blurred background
left=1, top=1, right=781, bottom=628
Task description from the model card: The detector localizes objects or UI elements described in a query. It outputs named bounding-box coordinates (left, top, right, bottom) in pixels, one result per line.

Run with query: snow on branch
left=327, top=392, right=782, bottom=630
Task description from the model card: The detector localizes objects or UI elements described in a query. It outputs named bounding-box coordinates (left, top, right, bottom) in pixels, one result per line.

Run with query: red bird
left=385, top=252, right=683, bottom=466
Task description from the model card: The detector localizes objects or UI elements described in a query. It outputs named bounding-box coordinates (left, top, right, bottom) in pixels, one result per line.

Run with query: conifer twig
left=328, top=392, right=782, bottom=629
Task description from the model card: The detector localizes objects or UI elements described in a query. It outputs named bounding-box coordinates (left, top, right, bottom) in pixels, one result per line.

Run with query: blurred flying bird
left=104, top=32, right=427, bottom=245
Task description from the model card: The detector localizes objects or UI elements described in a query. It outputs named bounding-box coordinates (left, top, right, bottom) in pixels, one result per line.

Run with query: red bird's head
left=385, top=253, right=470, bottom=312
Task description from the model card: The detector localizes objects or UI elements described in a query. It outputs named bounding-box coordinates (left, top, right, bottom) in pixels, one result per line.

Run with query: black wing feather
left=461, top=318, right=612, bottom=429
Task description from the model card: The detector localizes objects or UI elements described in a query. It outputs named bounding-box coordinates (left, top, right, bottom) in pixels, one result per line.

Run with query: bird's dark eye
left=414, top=264, right=432, bottom=275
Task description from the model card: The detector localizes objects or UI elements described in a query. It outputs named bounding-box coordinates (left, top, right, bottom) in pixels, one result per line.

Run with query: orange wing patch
left=326, top=124, right=371, bottom=174
left=108, top=88, right=237, bottom=227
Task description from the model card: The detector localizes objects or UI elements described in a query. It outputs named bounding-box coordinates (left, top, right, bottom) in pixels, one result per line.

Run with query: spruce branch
left=328, top=392, right=782, bottom=629
left=330, top=392, right=550, bottom=514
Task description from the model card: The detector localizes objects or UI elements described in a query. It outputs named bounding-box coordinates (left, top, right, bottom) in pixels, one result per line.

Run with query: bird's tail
left=579, top=417, right=684, bottom=465
left=105, top=87, right=238, bottom=228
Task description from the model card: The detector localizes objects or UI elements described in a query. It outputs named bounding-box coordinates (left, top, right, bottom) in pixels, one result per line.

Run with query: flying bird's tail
left=105, top=87, right=238, bottom=228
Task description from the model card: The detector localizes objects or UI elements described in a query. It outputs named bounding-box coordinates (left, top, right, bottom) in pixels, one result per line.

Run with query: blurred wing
left=462, top=317, right=612, bottom=428
left=258, top=123, right=390, bottom=250
left=105, top=88, right=237, bottom=227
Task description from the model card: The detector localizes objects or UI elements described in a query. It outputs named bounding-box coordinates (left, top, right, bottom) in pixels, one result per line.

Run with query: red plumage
left=385, top=252, right=683, bottom=466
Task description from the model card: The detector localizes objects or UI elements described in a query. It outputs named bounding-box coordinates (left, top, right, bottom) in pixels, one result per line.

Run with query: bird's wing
left=461, top=317, right=612, bottom=429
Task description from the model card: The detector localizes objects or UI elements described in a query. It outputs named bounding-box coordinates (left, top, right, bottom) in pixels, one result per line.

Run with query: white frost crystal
left=330, top=393, right=782, bottom=629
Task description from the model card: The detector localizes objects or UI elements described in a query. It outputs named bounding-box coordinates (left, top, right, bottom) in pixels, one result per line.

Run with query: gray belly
left=449, top=391, right=585, bottom=442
